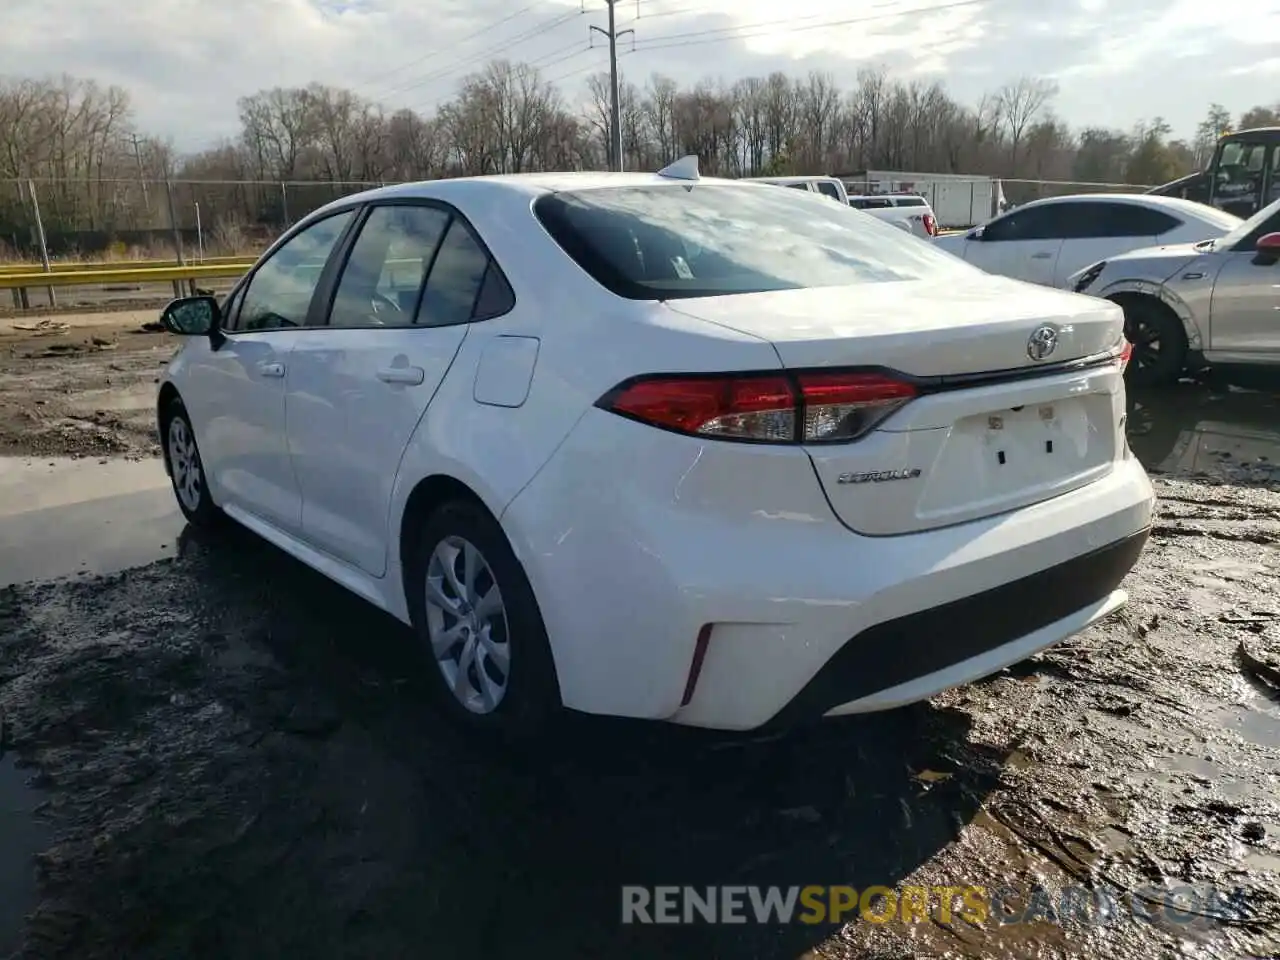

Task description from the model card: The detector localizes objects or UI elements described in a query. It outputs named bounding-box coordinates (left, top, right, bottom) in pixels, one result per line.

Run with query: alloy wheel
left=424, top=536, right=511, bottom=714
left=168, top=416, right=202, bottom=513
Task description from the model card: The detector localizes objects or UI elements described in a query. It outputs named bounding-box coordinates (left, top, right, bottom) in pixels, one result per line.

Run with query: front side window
left=533, top=184, right=977, bottom=300
left=815, top=181, right=841, bottom=200
left=1214, top=138, right=1271, bottom=212
left=980, top=204, right=1063, bottom=242
left=1267, top=146, right=1280, bottom=207
left=1216, top=195, right=1280, bottom=252
left=234, top=211, right=354, bottom=332
left=328, top=205, right=450, bottom=328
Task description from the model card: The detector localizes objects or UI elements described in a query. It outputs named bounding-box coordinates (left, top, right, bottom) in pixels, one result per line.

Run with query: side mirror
left=160, top=295, right=220, bottom=336
left=1254, top=232, right=1280, bottom=266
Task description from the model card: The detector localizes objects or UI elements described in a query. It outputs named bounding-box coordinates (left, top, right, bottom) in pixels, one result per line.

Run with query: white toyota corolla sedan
left=156, top=159, right=1155, bottom=736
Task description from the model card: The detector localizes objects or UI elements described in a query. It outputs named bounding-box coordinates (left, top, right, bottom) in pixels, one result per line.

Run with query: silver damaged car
left=1069, top=196, right=1280, bottom=387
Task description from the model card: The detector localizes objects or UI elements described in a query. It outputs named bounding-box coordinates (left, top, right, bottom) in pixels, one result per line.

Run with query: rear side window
left=1048, top=201, right=1182, bottom=239
left=1089, top=203, right=1181, bottom=237
left=415, top=219, right=513, bottom=327
left=785, top=182, right=810, bottom=191
left=532, top=184, right=976, bottom=301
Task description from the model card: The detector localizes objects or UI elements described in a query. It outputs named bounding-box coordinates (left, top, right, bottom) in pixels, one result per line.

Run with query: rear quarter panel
left=383, top=186, right=782, bottom=612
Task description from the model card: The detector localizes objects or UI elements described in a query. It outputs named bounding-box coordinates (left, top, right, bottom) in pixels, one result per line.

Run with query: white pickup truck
left=848, top=194, right=940, bottom=239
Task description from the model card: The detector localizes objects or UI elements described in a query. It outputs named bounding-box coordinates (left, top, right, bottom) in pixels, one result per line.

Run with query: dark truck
left=1147, top=127, right=1280, bottom=219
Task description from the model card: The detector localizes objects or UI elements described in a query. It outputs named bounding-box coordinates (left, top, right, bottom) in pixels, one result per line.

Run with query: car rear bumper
left=765, top=527, right=1147, bottom=727
left=502, top=409, right=1155, bottom=730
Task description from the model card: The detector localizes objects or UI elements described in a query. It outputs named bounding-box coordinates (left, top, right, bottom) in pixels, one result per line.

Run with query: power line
left=543, top=55, right=613, bottom=86
left=373, top=7, right=586, bottom=101
left=416, top=41, right=596, bottom=114
left=352, top=2, right=543, bottom=96
left=629, top=0, right=988, bottom=52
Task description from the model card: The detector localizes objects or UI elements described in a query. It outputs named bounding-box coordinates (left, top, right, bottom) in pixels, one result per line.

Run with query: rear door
left=284, top=201, right=514, bottom=576
left=1052, top=201, right=1181, bottom=285
left=963, top=204, right=1065, bottom=285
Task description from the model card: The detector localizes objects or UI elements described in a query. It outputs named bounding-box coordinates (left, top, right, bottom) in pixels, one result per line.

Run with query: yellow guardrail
left=0, top=255, right=255, bottom=277
left=0, top=262, right=249, bottom=291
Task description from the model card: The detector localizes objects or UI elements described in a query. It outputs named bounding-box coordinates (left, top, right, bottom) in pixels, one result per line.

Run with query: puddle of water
left=1160, top=755, right=1253, bottom=799
left=0, top=756, right=50, bottom=957
left=66, top=382, right=157, bottom=415
left=1212, top=702, right=1280, bottom=751
left=1241, top=845, right=1280, bottom=874
left=1127, top=385, right=1280, bottom=476
left=0, top=457, right=182, bottom=586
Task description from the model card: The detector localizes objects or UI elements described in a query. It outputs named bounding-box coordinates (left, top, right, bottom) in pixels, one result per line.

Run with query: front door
left=183, top=209, right=355, bottom=533
left=1210, top=136, right=1272, bottom=218
left=1207, top=207, right=1280, bottom=360
left=285, top=202, right=515, bottom=576
left=964, top=204, right=1064, bottom=285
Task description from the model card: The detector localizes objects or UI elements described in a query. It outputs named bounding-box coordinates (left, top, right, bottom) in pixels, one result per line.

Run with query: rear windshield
left=533, top=184, right=973, bottom=300
left=850, top=197, right=892, bottom=209
left=894, top=197, right=927, bottom=207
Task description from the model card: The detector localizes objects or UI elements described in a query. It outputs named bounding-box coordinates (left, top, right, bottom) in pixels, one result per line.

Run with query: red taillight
left=1116, top=339, right=1133, bottom=373
left=923, top=213, right=938, bottom=236
left=599, top=370, right=918, bottom=444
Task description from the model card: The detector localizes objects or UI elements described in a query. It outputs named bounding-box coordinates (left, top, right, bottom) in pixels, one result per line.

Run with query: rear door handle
left=1031, top=252, right=1053, bottom=260
left=257, top=361, right=285, bottom=378
left=377, top=365, right=426, bottom=385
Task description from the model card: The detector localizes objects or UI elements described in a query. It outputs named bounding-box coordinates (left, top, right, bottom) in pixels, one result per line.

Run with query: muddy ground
left=0, top=310, right=171, bottom=459
left=1, top=313, right=1279, bottom=959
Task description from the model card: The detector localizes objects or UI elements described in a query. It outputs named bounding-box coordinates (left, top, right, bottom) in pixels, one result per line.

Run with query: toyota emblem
left=1027, top=325, right=1058, bottom=361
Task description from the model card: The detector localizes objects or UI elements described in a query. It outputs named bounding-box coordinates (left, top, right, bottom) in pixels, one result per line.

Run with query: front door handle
left=377, top=365, right=426, bottom=385
left=257, top=361, right=285, bottom=378
left=1031, top=252, right=1053, bottom=260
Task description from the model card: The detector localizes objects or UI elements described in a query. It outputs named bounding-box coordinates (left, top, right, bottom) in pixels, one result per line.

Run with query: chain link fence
left=1, top=174, right=1160, bottom=266
left=0, top=179, right=384, bottom=266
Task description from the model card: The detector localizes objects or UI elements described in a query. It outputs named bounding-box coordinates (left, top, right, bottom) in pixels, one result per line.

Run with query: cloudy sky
left=4, top=0, right=1278, bottom=152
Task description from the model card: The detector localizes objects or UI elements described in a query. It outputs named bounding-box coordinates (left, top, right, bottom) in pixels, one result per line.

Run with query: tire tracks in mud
left=2, top=477, right=1280, bottom=958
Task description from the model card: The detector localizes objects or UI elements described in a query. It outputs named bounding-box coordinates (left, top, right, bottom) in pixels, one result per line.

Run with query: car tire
left=1116, top=297, right=1187, bottom=388
left=407, top=499, right=561, bottom=740
left=162, top=398, right=223, bottom=527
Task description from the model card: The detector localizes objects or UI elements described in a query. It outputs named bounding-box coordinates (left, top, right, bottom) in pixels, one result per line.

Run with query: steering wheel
left=364, top=292, right=404, bottom=326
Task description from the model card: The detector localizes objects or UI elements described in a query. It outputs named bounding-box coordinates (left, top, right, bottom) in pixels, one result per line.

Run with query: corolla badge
left=1026, top=324, right=1058, bottom=361
left=837, top=468, right=922, bottom=485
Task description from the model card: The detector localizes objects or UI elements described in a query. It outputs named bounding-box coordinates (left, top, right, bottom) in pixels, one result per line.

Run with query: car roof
left=306, top=171, right=754, bottom=217
left=1024, top=193, right=1231, bottom=221
left=743, top=175, right=842, bottom=184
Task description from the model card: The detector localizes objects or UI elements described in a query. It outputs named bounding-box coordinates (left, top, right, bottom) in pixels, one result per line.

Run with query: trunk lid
left=662, top=274, right=1123, bottom=376
left=665, top=277, right=1127, bottom=536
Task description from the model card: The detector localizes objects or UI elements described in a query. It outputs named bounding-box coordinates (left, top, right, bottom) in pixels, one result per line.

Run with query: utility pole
left=125, top=133, right=151, bottom=215
left=589, top=0, right=632, bottom=172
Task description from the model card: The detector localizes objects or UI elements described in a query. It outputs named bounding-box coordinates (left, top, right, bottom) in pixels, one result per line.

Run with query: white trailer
left=839, top=170, right=1006, bottom=229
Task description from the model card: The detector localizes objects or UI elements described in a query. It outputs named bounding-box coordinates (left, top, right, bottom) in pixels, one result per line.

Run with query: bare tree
left=3, top=65, right=1271, bottom=258
left=996, top=77, right=1058, bottom=174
